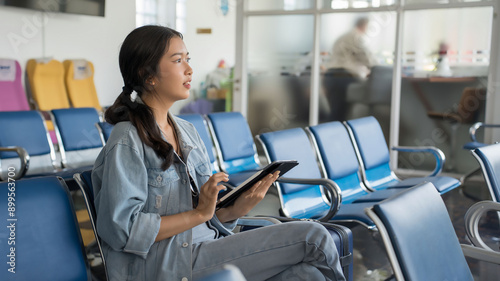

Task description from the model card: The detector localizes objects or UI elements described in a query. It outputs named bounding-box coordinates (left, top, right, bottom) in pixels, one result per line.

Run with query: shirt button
left=182, top=179, right=187, bottom=184
left=182, top=242, right=189, bottom=248
left=181, top=277, right=188, bottom=281
left=156, top=175, right=162, bottom=183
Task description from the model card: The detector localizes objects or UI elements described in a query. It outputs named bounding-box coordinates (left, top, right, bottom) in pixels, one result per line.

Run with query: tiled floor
left=74, top=175, right=500, bottom=280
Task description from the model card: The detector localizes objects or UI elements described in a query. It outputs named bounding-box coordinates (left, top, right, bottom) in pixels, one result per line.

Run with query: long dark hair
left=105, top=25, right=183, bottom=170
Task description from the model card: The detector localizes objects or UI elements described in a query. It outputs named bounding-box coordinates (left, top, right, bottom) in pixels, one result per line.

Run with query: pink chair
left=0, top=59, right=30, bottom=111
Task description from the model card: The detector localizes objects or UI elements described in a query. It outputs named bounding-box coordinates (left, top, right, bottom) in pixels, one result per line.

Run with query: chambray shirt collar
left=135, top=95, right=197, bottom=157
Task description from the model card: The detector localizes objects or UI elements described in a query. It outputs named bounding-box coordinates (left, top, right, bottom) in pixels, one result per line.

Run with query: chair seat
left=384, top=176, right=460, bottom=194
left=288, top=199, right=376, bottom=228
left=352, top=188, right=406, bottom=203
left=334, top=202, right=378, bottom=227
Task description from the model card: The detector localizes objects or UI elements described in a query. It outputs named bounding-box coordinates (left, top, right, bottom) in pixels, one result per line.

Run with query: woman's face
left=151, top=36, right=192, bottom=103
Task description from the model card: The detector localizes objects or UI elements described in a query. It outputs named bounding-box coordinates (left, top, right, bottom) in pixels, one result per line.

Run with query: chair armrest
left=277, top=177, right=342, bottom=222
left=469, top=122, right=500, bottom=143
left=391, top=146, right=445, bottom=177
left=0, top=146, right=30, bottom=180
left=461, top=244, right=500, bottom=265
left=465, top=201, right=500, bottom=251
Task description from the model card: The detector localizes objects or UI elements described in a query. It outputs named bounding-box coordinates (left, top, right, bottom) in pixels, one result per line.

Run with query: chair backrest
left=0, top=59, right=30, bottom=111
left=257, top=128, right=330, bottom=219
left=27, top=58, right=70, bottom=111
left=345, top=116, right=397, bottom=189
left=26, top=58, right=69, bottom=145
left=63, top=59, right=102, bottom=111
left=0, top=176, right=91, bottom=281
left=366, top=65, right=393, bottom=105
left=95, top=121, right=114, bottom=145
left=207, top=112, right=260, bottom=174
left=472, top=143, right=500, bottom=202
left=366, top=182, right=473, bottom=281
left=51, top=107, right=103, bottom=169
left=0, top=110, right=56, bottom=180
left=178, top=114, right=218, bottom=173
left=308, top=121, right=368, bottom=203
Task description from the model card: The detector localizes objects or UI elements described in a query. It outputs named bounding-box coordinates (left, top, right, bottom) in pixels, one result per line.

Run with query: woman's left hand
left=216, top=171, right=280, bottom=223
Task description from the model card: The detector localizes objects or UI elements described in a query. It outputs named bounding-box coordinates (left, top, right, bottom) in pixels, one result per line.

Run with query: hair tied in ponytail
left=122, top=85, right=139, bottom=109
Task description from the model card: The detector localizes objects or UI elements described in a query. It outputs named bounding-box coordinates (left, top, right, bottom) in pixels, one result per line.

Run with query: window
left=176, top=0, right=186, bottom=34
left=136, top=0, right=158, bottom=27
left=136, top=0, right=183, bottom=31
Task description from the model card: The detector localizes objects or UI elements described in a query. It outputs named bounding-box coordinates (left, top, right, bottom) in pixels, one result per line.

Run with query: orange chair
left=63, top=59, right=102, bottom=111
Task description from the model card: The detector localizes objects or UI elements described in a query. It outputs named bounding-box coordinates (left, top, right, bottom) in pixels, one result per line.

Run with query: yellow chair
left=27, top=58, right=70, bottom=110
left=26, top=59, right=71, bottom=144
left=63, top=59, right=102, bottom=111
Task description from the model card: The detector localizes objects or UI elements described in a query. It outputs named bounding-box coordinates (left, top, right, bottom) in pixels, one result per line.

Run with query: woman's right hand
left=195, top=172, right=229, bottom=221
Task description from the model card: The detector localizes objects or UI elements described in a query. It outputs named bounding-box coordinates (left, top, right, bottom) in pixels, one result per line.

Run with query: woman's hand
left=194, top=172, right=228, bottom=221
left=155, top=172, right=228, bottom=242
left=216, top=171, right=280, bottom=223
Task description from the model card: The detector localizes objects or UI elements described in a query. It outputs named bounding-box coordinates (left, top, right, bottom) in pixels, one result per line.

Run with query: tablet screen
left=216, top=160, right=298, bottom=209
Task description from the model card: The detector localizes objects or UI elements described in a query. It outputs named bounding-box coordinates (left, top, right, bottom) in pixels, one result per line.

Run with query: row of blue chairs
left=0, top=108, right=106, bottom=182
left=2, top=155, right=499, bottom=281
left=258, top=117, right=462, bottom=227
left=170, top=112, right=461, bottom=228
left=2, top=110, right=500, bottom=280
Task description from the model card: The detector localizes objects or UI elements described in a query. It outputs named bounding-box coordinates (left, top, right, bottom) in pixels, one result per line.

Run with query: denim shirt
left=92, top=115, right=237, bottom=281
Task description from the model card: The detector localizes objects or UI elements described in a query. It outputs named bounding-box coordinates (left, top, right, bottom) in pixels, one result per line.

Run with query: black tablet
left=216, top=160, right=298, bottom=209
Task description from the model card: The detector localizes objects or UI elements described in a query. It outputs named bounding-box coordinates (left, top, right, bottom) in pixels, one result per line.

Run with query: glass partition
left=321, top=0, right=396, bottom=9
left=405, top=0, right=492, bottom=5
left=247, top=15, right=314, bottom=136
left=399, top=7, right=493, bottom=174
left=319, top=12, right=396, bottom=139
left=247, top=0, right=315, bottom=11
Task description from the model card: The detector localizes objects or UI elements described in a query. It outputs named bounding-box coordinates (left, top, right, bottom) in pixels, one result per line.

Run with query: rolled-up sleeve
left=211, top=215, right=239, bottom=237
left=94, top=142, right=161, bottom=259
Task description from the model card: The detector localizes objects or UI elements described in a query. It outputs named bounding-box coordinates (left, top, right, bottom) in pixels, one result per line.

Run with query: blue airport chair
left=74, top=171, right=109, bottom=281
left=307, top=121, right=405, bottom=204
left=463, top=122, right=500, bottom=150
left=178, top=113, right=218, bottom=173
left=0, top=176, right=91, bottom=281
left=461, top=122, right=500, bottom=183
left=462, top=200, right=500, bottom=264
left=257, top=127, right=377, bottom=228
left=471, top=142, right=500, bottom=202
left=365, top=182, right=495, bottom=281
left=51, top=107, right=103, bottom=169
left=0, top=110, right=59, bottom=180
left=345, top=116, right=460, bottom=194
left=206, top=112, right=261, bottom=186
left=96, top=121, right=114, bottom=145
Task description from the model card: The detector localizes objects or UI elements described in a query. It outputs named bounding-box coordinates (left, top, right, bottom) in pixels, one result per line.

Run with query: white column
left=485, top=1, right=500, bottom=142
left=389, top=1, right=404, bottom=170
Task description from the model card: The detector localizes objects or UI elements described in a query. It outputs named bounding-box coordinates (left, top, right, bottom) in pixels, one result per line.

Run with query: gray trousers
left=191, top=221, right=346, bottom=281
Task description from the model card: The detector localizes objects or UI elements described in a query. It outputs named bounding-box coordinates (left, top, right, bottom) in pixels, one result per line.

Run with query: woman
left=92, top=25, right=345, bottom=281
